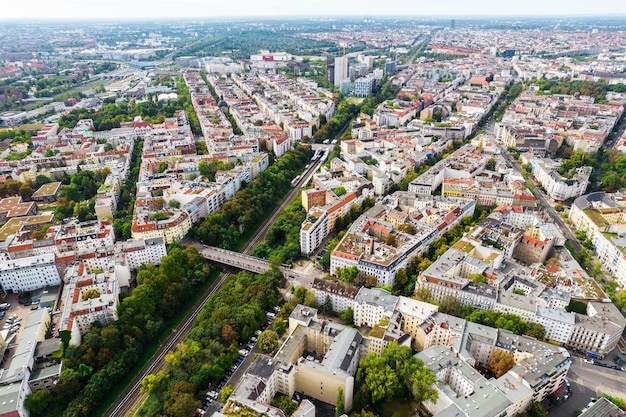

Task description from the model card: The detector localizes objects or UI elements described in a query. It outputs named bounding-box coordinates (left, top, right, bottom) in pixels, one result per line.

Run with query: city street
left=552, top=358, right=626, bottom=417
left=500, top=148, right=583, bottom=254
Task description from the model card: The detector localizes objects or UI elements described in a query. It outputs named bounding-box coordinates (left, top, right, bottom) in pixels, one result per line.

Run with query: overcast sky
left=2, top=0, right=625, bottom=20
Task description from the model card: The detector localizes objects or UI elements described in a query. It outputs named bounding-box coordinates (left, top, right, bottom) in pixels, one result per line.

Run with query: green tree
left=591, top=262, right=603, bottom=279
left=273, top=395, right=299, bottom=417
left=321, top=295, right=333, bottom=314
left=356, top=342, right=438, bottom=406
left=469, top=273, right=487, bottom=284
left=19, top=184, right=35, bottom=200
left=221, top=385, right=234, bottom=403
left=617, top=289, right=626, bottom=308
left=336, top=387, right=345, bottom=417
left=334, top=186, right=347, bottom=197
left=413, top=288, right=434, bottom=303
left=525, top=322, right=546, bottom=340
left=34, top=174, right=52, bottom=190
left=340, top=266, right=359, bottom=284
left=566, top=299, right=587, bottom=314
left=257, top=329, right=280, bottom=354
left=60, top=183, right=82, bottom=202
left=82, top=288, right=101, bottom=301
left=304, top=290, right=317, bottom=307
left=528, top=401, right=548, bottom=417
left=409, top=358, right=439, bottom=406
left=273, top=317, right=287, bottom=335
left=488, top=348, right=516, bottom=378
left=340, top=307, right=354, bottom=326
left=295, top=286, right=308, bottom=304
left=24, top=389, right=53, bottom=417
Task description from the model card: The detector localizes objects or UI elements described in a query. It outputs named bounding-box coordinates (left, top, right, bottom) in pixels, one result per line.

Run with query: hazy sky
left=2, top=0, right=625, bottom=20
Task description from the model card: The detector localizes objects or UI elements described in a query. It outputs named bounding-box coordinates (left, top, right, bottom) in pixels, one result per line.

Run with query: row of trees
left=252, top=198, right=306, bottom=266
left=533, top=78, right=625, bottom=103
left=112, top=139, right=143, bottom=240
left=138, top=269, right=281, bottom=417
left=0, top=128, right=32, bottom=144
left=193, top=145, right=311, bottom=250
left=0, top=177, right=38, bottom=201
left=175, top=77, right=202, bottom=135
left=24, top=245, right=212, bottom=417
left=312, top=100, right=360, bottom=143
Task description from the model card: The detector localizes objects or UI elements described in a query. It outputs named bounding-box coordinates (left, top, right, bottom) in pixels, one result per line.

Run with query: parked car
left=0, top=303, right=10, bottom=310
left=238, top=349, right=250, bottom=357
left=584, top=359, right=594, bottom=364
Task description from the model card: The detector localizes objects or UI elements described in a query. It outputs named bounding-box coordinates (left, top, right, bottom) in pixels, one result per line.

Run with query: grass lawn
left=378, top=398, right=421, bottom=417
left=346, top=97, right=365, bottom=105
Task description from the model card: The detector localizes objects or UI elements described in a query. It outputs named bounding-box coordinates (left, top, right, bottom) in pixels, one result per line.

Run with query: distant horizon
left=1, top=0, right=625, bottom=22
left=3, top=14, right=626, bottom=23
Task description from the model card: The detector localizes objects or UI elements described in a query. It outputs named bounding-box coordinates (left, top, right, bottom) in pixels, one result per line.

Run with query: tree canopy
left=257, top=330, right=280, bottom=354
left=25, top=245, right=212, bottom=417
left=354, top=342, right=438, bottom=410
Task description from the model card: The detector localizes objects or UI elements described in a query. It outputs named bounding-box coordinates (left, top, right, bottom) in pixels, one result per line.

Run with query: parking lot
left=196, top=307, right=280, bottom=416
left=0, top=294, right=43, bottom=366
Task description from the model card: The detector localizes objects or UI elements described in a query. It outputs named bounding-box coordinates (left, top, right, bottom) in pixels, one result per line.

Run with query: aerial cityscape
left=0, top=9, right=625, bottom=417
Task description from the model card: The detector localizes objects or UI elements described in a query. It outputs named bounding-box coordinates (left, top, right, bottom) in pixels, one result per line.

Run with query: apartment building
left=58, top=270, right=119, bottom=346
left=312, top=278, right=358, bottom=313
left=277, top=305, right=360, bottom=411
left=0, top=309, right=51, bottom=417
left=131, top=208, right=191, bottom=244
left=569, top=192, right=626, bottom=287
left=417, top=327, right=571, bottom=417
left=300, top=208, right=329, bottom=256
left=334, top=56, right=348, bottom=87
left=331, top=212, right=437, bottom=287
left=353, top=287, right=399, bottom=327
left=0, top=253, right=61, bottom=293
left=525, top=154, right=591, bottom=201
left=567, top=301, right=626, bottom=357
left=115, top=237, right=167, bottom=270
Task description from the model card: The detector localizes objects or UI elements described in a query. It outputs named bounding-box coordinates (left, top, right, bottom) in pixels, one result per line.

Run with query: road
left=500, top=148, right=583, bottom=254
left=105, top=152, right=325, bottom=417
left=552, top=358, right=626, bottom=417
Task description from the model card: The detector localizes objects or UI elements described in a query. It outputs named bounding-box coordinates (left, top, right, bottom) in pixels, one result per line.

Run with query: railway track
left=104, top=155, right=324, bottom=417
